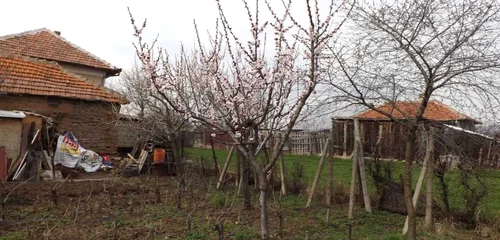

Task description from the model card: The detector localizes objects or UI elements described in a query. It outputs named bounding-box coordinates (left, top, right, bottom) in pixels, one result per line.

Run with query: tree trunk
left=404, top=126, right=417, bottom=240
left=403, top=134, right=429, bottom=234
left=424, top=128, right=435, bottom=230
left=259, top=177, right=270, bottom=240
left=437, top=173, right=450, bottom=213
left=235, top=152, right=240, bottom=186
left=210, top=138, right=219, bottom=174
left=242, top=150, right=252, bottom=210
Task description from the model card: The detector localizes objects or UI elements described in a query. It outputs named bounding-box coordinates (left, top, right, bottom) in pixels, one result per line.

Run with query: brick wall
left=0, top=94, right=120, bottom=154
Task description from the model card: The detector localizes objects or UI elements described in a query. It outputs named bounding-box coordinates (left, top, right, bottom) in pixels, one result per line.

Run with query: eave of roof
left=0, top=54, right=126, bottom=104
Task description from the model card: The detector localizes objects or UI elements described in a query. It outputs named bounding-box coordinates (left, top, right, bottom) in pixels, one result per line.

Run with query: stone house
left=0, top=28, right=125, bottom=154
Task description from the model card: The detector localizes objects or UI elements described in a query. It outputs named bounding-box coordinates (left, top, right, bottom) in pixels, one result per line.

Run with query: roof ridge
left=0, top=28, right=120, bottom=73
left=0, top=28, right=49, bottom=41
left=42, top=29, right=120, bottom=71
left=354, top=101, right=405, bottom=118
left=430, top=100, right=478, bottom=122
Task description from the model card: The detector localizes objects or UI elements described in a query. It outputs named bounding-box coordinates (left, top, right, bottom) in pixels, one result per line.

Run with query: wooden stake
left=424, top=127, right=435, bottom=229
left=306, top=138, right=330, bottom=208
left=278, top=133, right=287, bottom=196
left=326, top=119, right=336, bottom=205
left=279, top=151, right=287, bottom=196
left=347, top=141, right=359, bottom=219
left=354, top=119, right=372, bottom=213
left=217, top=146, right=235, bottom=190
left=403, top=129, right=431, bottom=234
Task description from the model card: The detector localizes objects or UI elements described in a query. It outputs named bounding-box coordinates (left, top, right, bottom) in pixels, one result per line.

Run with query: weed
left=186, top=231, right=209, bottom=240
left=289, top=161, right=305, bottom=194
left=0, top=231, right=29, bottom=240
left=211, top=192, right=226, bottom=208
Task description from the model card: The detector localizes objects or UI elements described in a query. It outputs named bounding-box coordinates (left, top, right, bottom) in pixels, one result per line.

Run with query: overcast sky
left=0, top=0, right=229, bottom=71
left=0, top=0, right=328, bottom=72
left=2, top=1, right=494, bottom=125
left=0, top=0, right=344, bottom=125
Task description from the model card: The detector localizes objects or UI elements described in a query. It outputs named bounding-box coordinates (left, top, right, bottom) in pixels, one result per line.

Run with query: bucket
left=153, top=148, right=165, bottom=164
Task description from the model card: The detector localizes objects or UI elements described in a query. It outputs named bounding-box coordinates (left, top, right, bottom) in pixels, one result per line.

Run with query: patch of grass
left=233, top=228, right=257, bottom=240
left=381, top=234, right=403, bottom=240
left=186, top=231, right=210, bottom=240
left=210, top=192, right=226, bottom=208
left=0, top=231, right=30, bottom=240
left=186, top=147, right=500, bottom=220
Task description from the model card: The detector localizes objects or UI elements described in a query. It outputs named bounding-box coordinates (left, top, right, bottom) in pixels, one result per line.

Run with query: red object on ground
left=100, top=153, right=112, bottom=166
left=0, top=147, right=6, bottom=182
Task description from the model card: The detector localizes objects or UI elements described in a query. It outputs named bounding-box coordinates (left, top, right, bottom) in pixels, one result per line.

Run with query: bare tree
left=116, top=62, right=190, bottom=167
left=326, top=0, right=500, bottom=239
left=129, top=0, right=350, bottom=238
left=119, top=62, right=151, bottom=119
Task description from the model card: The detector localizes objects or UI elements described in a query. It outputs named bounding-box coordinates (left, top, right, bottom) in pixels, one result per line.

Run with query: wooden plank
left=42, top=150, right=53, bottom=170
left=343, top=121, right=348, bottom=156
left=19, top=123, right=30, bottom=162
left=35, top=152, right=42, bottom=181
left=137, top=151, right=148, bottom=173
left=8, top=151, right=28, bottom=179
left=0, top=146, right=6, bottom=182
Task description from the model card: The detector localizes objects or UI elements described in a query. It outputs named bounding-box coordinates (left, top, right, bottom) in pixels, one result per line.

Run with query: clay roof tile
left=0, top=54, right=125, bottom=103
left=355, top=101, right=480, bottom=124
left=0, top=28, right=120, bottom=75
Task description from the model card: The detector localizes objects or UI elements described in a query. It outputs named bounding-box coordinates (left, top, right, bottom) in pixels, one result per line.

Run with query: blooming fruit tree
left=130, top=0, right=349, bottom=238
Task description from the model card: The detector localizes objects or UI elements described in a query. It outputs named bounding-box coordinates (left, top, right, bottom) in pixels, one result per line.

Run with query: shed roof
left=0, top=110, right=25, bottom=119
left=354, top=101, right=480, bottom=124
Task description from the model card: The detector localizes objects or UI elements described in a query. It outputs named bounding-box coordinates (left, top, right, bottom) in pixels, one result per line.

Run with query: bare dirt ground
left=1, top=167, right=497, bottom=240
left=0, top=169, right=282, bottom=240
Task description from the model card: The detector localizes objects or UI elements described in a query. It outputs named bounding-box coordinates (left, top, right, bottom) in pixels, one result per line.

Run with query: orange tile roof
left=0, top=28, right=120, bottom=75
left=355, top=101, right=480, bottom=123
left=0, top=55, right=124, bottom=103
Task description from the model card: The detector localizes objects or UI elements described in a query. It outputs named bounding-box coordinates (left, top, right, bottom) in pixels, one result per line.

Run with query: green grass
left=186, top=147, right=500, bottom=220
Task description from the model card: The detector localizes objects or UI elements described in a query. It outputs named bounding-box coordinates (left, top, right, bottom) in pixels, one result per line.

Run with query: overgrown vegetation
left=187, top=147, right=500, bottom=222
